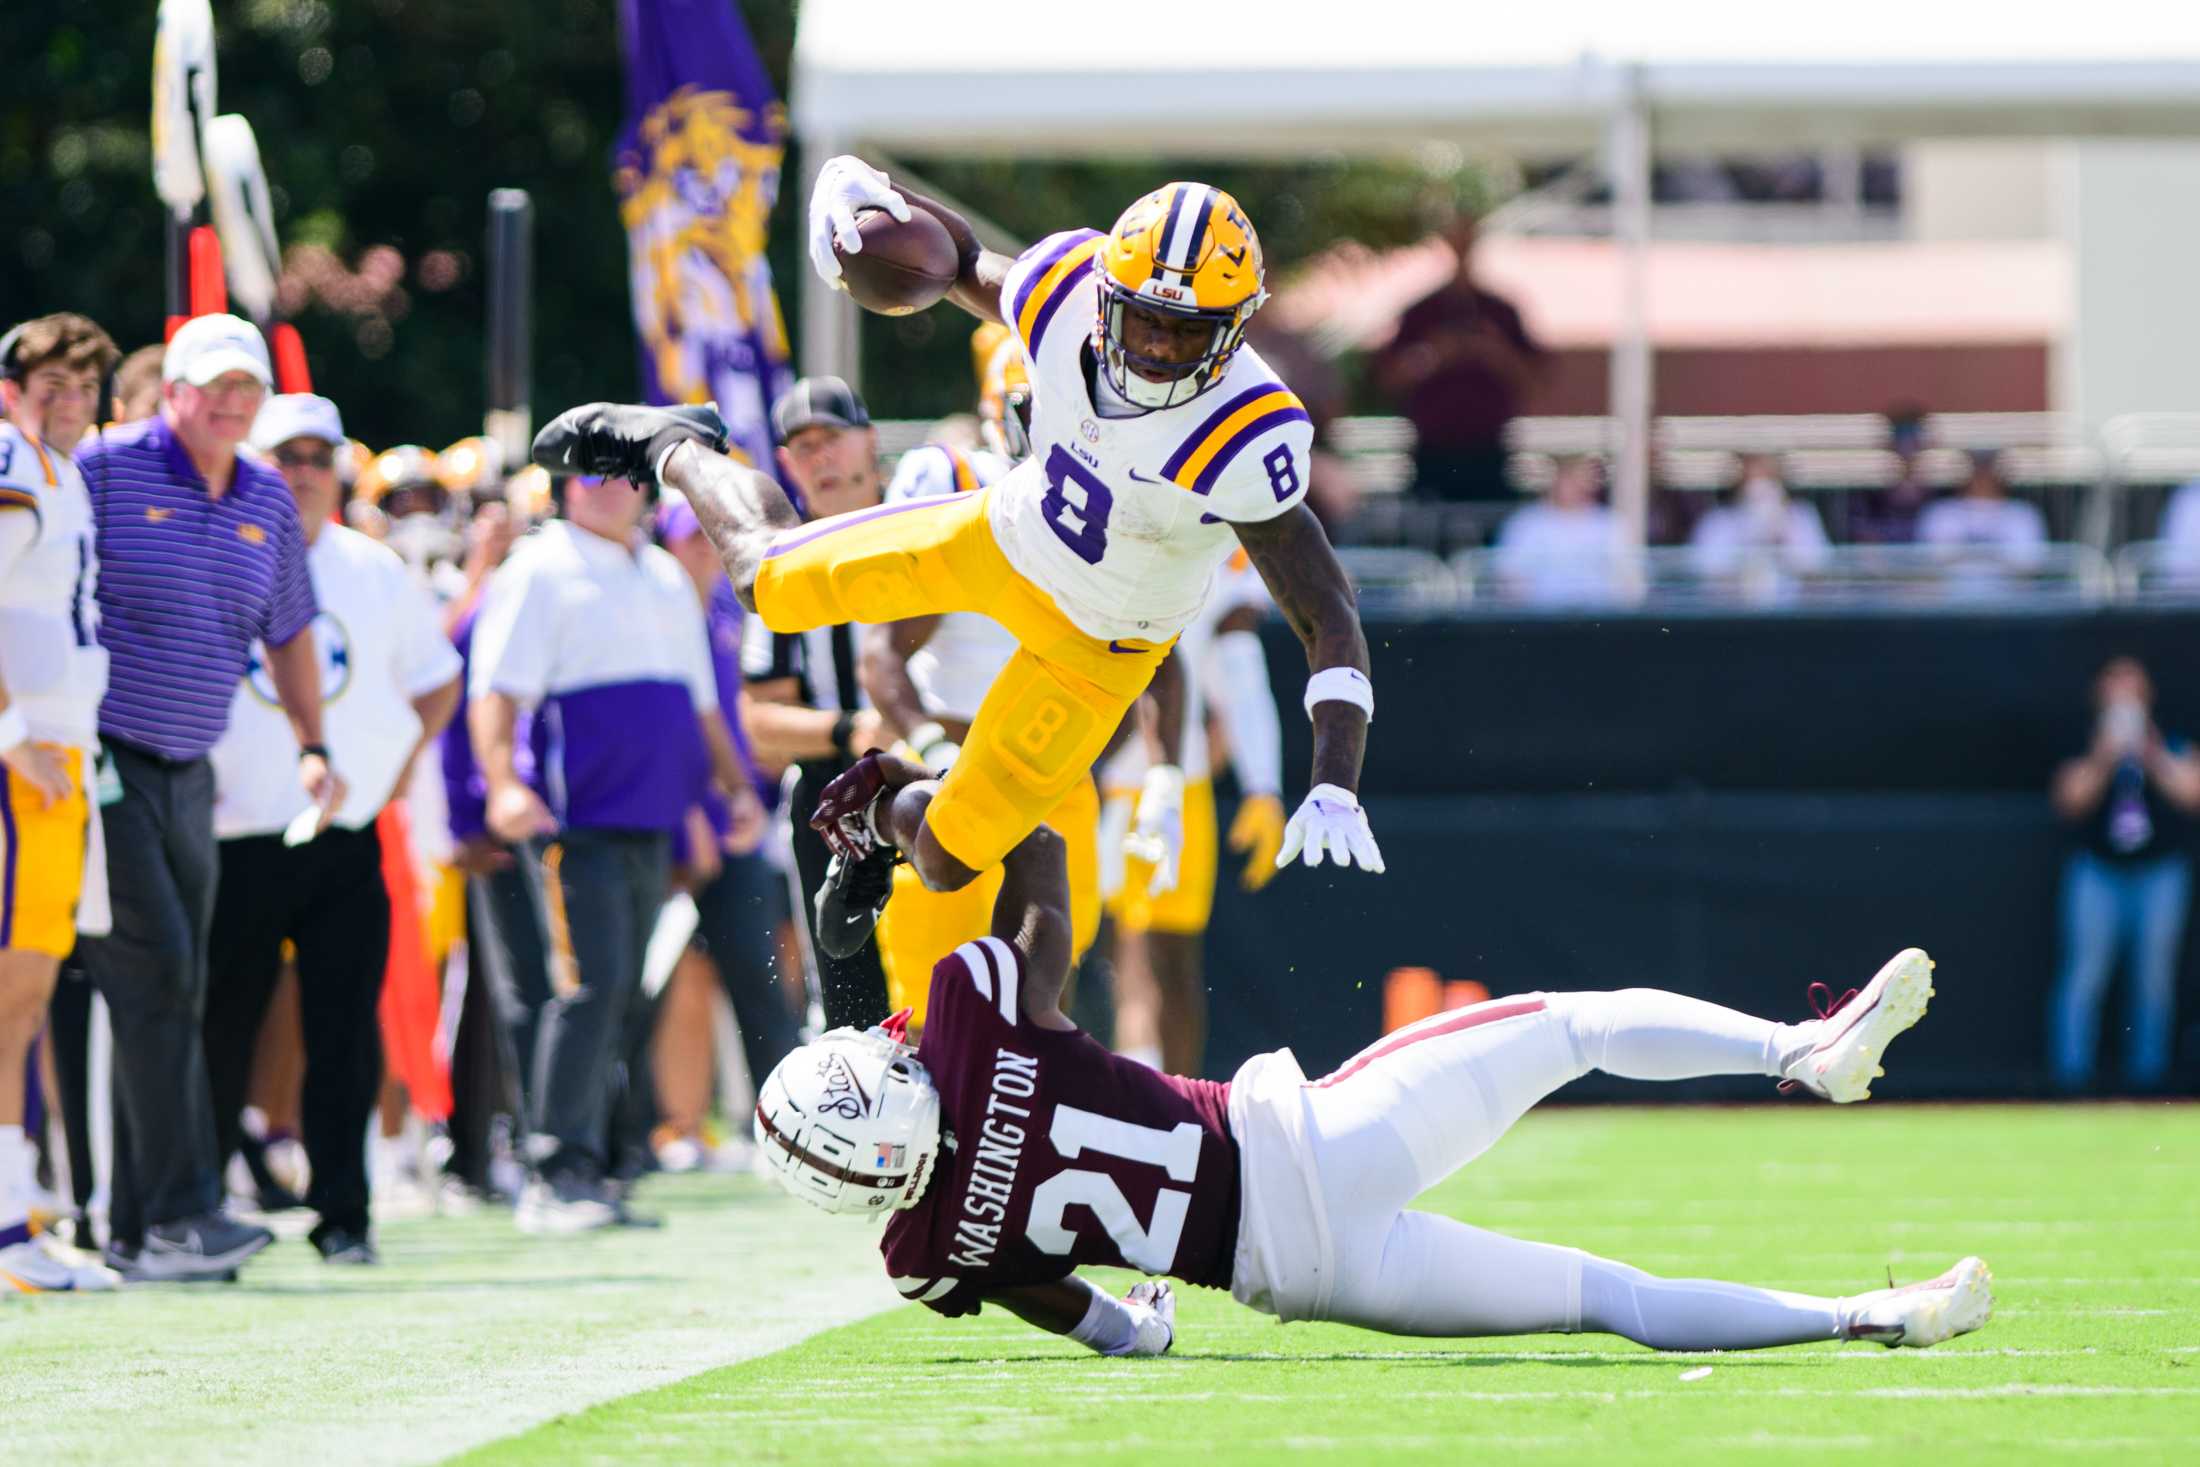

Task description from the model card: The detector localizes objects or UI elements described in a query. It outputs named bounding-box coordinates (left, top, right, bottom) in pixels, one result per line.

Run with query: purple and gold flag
left=614, top=0, right=792, bottom=473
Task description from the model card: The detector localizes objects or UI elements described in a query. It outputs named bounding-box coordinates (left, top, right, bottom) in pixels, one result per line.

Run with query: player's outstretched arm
left=806, top=155, right=1014, bottom=324
left=1233, top=505, right=1384, bottom=874
left=991, top=825, right=1076, bottom=1030
left=987, top=1276, right=1177, bottom=1357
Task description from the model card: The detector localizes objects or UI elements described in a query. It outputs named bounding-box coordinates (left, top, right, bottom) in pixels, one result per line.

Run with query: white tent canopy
left=790, top=0, right=2200, bottom=539
left=793, top=1, right=2200, bottom=158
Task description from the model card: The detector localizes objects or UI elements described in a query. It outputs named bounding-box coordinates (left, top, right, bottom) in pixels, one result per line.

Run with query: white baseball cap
left=251, top=393, right=345, bottom=451
left=163, top=312, right=273, bottom=388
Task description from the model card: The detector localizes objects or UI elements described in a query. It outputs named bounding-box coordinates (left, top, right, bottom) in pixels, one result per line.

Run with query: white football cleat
left=0, top=1235, right=123, bottom=1294
left=1843, top=1256, right=1993, bottom=1347
left=1781, top=948, right=1935, bottom=1103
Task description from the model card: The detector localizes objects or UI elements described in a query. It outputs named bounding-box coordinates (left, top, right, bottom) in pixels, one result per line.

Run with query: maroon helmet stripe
left=754, top=1103, right=904, bottom=1188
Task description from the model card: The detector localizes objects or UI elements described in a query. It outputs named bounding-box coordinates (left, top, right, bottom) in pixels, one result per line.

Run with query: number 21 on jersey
left=1026, top=1105, right=1202, bottom=1273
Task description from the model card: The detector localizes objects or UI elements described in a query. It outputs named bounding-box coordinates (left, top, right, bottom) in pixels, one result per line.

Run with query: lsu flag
left=615, top=0, right=793, bottom=472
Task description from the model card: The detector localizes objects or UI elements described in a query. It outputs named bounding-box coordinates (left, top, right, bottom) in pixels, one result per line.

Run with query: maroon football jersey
left=880, top=936, right=1240, bottom=1317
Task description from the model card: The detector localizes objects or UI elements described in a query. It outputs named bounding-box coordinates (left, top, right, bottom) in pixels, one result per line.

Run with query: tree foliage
left=5, top=0, right=1477, bottom=444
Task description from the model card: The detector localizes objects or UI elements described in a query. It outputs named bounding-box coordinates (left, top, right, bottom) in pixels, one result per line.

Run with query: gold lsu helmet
left=1095, top=182, right=1267, bottom=412
left=970, top=322, right=1033, bottom=462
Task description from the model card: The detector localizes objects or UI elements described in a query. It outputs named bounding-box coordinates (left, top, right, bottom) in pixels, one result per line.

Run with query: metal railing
left=1335, top=542, right=2117, bottom=614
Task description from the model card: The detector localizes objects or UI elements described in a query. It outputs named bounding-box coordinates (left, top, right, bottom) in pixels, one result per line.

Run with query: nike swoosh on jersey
left=1125, top=467, right=1164, bottom=484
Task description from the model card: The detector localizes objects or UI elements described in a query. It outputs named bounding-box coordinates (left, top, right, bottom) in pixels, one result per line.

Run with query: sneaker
left=1843, top=1256, right=1993, bottom=1347
left=0, top=1234, right=122, bottom=1293
left=133, top=1211, right=274, bottom=1281
left=814, top=845, right=899, bottom=960
left=1780, top=948, right=1935, bottom=1103
left=530, top=402, right=727, bottom=484
left=310, top=1224, right=378, bottom=1265
left=515, top=1171, right=616, bottom=1235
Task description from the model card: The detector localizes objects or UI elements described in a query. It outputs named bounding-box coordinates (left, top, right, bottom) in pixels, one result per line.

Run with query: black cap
left=771, top=376, right=870, bottom=441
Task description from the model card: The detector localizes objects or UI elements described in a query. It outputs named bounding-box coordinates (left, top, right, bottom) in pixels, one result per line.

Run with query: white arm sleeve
left=1063, top=1275, right=1172, bottom=1357
left=0, top=506, right=37, bottom=580
left=1208, top=629, right=1283, bottom=797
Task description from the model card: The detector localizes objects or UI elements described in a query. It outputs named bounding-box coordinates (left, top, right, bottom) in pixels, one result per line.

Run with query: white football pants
left=1301, top=988, right=1852, bottom=1349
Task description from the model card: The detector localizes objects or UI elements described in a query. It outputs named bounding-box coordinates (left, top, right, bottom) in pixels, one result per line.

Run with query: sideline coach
left=75, top=314, right=345, bottom=1280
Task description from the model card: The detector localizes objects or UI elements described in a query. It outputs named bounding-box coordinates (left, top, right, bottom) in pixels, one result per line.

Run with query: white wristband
left=0, top=704, right=27, bottom=754
left=1303, top=666, right=1374, bottom=723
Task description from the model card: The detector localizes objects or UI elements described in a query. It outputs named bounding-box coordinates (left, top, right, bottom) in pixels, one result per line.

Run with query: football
left=836, top=207, right=958, bottom=315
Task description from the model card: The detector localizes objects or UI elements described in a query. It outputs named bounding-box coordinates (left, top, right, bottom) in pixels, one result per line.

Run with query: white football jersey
left=987, top=229, right=1313, bottom=645
left=883, top=442, right=1016, bottom=723
left=0, top=423, right=106, bottom=748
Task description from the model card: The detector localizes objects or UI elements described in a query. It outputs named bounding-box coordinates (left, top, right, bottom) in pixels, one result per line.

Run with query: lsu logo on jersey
left=245, top=610, right=351, bottom=708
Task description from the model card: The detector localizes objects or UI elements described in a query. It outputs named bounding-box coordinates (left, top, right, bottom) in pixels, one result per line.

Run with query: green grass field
left=11, top=1105, right=2197, bottom=1464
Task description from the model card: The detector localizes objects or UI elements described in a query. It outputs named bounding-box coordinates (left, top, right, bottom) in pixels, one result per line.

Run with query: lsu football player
left=863, top=326, right=1108, bottom=1030
left=535, top=158, right=1381, bottom=949
left=0, top=313, right=124, bottom=1293
left=751, top=767, right=1990, bottom=1358
left=1103, top=543, right=1285, bottom=1076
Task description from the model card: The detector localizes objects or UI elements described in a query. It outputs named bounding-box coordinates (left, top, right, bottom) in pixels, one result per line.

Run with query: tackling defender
left=535, top=159, right=1381, bottom=953
left=750, top=752, right=1992, bottom=1358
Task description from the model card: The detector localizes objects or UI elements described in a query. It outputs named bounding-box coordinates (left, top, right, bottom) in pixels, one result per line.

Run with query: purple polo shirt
left=77, top=416, right=317, bottom=761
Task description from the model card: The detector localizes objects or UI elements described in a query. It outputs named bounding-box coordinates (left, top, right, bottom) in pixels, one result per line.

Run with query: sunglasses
left=275, top=446, right=338, bottom=470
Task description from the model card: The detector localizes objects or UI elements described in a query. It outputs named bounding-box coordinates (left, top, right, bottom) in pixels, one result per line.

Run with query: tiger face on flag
left=613, top=0, right=793, bottom=474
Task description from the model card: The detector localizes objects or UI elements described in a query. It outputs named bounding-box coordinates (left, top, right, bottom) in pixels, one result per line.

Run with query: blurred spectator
left=203, top=392, right=461, bottom=1264
left=1688, top=454, right=1831, bottom=601
left=1491, top=455, right=1625, bottom=606
left=75, top=314, right=343, bottom=1280
left=1371, top=213, right=1544, bottom=502
left=2047, top=656, right=2200, bottom=1093
left=357, top=445, right=462, bottom=593
left=744, top=378, right=889, bottom=1030
left=2156, top=477, right=2200, bottom=583
left=1851, top=406, right=1933, bottom=545
left=1917, top=451, right=2046, bottom=585
left=467, top=471, right=741, bottom=1231
left=109, top=345, right=165, bottom=425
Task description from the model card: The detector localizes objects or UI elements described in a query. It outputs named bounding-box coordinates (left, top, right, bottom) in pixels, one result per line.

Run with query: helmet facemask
left=1097, top=283, right=1256, bottom=413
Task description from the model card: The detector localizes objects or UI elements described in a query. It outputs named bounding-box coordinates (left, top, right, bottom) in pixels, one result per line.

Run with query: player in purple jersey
left=754, top=753, right=1994, bottom=1358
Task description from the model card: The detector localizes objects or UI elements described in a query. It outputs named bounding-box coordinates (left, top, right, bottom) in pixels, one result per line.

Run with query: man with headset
left=0, top=313, right=123, bottom=1292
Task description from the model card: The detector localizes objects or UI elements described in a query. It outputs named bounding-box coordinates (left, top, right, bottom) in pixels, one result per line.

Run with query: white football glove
left=1122, top=764, right=1186, bottom=897
left=1122, top=1280, right=1177, bottom=1357
left=1275, top=783, right=1385, bottom=874
left=807, top=154, right=912, bottom=289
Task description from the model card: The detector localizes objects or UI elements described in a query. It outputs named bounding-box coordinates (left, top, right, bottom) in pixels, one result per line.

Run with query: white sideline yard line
left=0, top=1174, right=897, bottom=1467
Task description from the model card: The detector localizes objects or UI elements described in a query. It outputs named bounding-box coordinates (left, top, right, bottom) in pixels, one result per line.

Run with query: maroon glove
left=810, top=751, right=892, bottom=862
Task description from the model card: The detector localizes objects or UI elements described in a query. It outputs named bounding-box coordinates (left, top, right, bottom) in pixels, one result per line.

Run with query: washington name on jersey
left=985, top=230, right=1313, bottom=644
left=880, top=937, right=1241, bottom=1316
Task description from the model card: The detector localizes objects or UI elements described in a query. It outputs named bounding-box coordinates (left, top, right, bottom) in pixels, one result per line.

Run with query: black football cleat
left=813, top=843, right=901, bottom=960
left=531, top=401, right=728, bottom=485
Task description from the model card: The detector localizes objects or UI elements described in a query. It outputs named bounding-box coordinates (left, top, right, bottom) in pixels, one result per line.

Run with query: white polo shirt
left=211, top=522, right=462, bottom=838
left=469, top=518, right=717, bottom=832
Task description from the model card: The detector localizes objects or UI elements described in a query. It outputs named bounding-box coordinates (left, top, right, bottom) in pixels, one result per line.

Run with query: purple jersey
left=880, top=936, right=1240, bottom=1316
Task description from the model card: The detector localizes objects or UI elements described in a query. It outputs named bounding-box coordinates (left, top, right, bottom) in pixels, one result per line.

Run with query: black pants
left=78, top=741, right=222, bottom=1245
left=529, top=829, right=668, bottom=1177
left=203, top=826, right=389, bottom=1235
left=46, top=963, right=96, bottom=1223
left=691, top=850, right=800, bottom=1087
left=468, top=855, right=554, bottom=1126
left=788, top=760, right=891, bottom=1031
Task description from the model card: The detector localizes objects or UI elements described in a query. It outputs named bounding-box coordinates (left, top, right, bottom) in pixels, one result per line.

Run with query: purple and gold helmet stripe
left=1009, top=230, right=1102, bottom=347
left=1158, top=184, right=1216, bottom=274
left=1162, top=386, right=1309, bottom=495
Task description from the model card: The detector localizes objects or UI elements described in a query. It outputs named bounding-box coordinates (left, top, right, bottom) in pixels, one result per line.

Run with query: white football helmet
left=754, top=1023, right=942, bottom=1215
